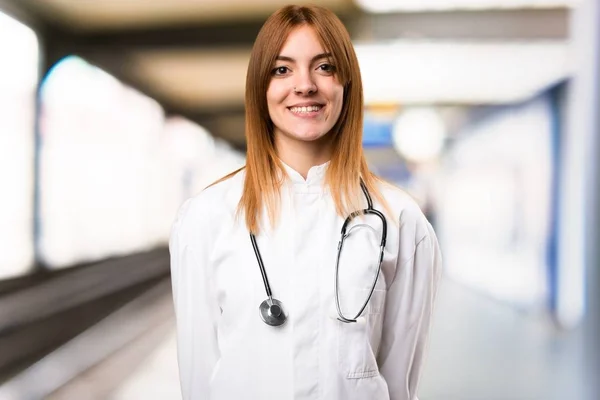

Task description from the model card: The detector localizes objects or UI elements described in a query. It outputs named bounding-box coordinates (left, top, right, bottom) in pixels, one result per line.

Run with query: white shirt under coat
left=169, top=162, right=442, bottom=400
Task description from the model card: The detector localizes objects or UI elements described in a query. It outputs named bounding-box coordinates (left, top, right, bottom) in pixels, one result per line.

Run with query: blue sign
left=362, top=117, right=393, bottom=148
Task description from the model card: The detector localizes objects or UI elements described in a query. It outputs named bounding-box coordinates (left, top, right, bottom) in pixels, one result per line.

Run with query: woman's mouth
left=288, top=105, right=324, bottom=117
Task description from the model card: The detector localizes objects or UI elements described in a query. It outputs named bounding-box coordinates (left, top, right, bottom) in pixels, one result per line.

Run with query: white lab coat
left=169, top=161, right=442, bottom=400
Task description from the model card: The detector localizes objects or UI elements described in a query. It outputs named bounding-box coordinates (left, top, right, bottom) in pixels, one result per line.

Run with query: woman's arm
left=377, top=220, right=442, bottom=400
left=170, top=198, right=221, bottom=400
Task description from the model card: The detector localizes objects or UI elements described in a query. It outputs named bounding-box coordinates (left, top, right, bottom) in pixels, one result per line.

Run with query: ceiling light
left=392, top=107, right=447, bottom=162
left=355, top=40, right=570, bottom=105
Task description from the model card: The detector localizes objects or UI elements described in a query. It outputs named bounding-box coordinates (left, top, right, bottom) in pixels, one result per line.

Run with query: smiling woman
left=169, top=5, right=442, bottom=400
left=266, top=25, right=344, bottom=166
left=240, top=4, right=379, bottom=234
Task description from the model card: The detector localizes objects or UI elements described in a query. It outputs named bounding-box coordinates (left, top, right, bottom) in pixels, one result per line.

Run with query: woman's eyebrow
left=275, top=52, right=332, bottom=63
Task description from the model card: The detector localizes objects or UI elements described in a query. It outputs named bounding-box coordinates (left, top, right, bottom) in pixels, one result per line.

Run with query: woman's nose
left=293, top=72, right=317, bottom=95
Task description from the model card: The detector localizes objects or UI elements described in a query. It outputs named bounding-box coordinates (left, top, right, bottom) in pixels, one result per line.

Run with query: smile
left=288, top=105, right=323, bottom=116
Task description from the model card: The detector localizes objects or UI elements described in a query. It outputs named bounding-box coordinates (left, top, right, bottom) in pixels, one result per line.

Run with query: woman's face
left=266, top=25, right=344, bottom=145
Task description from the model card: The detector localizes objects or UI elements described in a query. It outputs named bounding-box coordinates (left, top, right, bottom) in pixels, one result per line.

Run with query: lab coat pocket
left=337, top=288, right=386, bottom=379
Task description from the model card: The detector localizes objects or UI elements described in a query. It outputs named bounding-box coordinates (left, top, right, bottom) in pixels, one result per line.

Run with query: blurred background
left=0, top=0, right=598, bottom=399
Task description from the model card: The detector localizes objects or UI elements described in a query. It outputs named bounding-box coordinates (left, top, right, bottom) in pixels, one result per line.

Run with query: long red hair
left=214, top=5, right=390, bottom=234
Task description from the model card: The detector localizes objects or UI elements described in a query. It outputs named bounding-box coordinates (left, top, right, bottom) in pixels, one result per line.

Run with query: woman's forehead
left=278, top=25, right=330, bottom=58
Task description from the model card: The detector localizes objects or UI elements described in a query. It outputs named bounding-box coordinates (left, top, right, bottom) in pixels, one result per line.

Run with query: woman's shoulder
left=172, top=168, right=245, bottom=237
left=375, top=179, right=432, bottom=241
left=194, top=167, right=245, bottom=210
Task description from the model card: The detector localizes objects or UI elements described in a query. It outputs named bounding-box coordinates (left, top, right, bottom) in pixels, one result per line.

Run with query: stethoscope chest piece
left=259, top=298, right=287, bottom=326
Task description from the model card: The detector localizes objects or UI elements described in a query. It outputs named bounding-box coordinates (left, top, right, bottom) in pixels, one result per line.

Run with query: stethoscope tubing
left=250, top=233, right=273, bottom=298
left=334, top=181, right=387, bottom=322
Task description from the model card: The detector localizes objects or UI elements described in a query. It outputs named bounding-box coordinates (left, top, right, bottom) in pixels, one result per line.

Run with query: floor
left=419, top=279, right=585, bottom=400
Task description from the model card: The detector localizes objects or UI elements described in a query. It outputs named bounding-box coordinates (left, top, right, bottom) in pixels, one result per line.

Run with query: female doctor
left=169, top=4, right=442, bottom=400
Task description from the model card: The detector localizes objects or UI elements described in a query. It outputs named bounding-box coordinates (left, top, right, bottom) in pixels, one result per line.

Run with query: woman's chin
left=274, top=126, right=334, bottom=145
left=291, top=130, right=331, bottom=143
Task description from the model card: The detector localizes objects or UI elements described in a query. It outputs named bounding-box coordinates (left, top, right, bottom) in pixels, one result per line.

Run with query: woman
left=170, top=4, right=442, bottom=400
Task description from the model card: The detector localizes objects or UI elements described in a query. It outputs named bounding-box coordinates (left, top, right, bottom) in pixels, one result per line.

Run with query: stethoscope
left=250, top=180, right=387, bottom=327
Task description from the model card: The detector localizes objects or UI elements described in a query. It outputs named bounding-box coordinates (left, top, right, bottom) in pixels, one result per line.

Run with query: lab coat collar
left=278, top=159, right=330, bottom=190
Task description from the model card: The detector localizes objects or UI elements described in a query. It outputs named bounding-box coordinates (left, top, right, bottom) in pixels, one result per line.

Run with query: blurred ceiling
left=16, top=0, right=354, bottom=31
left=0, top=0, right=572, bottom=149
left=129, top=47, right=251, bottom=111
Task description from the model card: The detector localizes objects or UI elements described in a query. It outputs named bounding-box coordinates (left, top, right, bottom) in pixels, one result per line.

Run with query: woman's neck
left=275, top=134, right=333, bottom=179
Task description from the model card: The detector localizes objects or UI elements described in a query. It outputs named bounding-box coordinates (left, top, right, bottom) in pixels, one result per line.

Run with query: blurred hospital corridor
left=0, top=0, right=598, bottom=399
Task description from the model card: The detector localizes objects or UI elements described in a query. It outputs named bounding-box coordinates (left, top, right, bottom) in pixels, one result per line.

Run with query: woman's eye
left=318, top=64, right=335, bottom=73
left=272, top=66, right=289, bottom=75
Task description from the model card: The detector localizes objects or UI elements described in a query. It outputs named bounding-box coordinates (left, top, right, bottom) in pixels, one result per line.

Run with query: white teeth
left=289, top=105, right=321, bottom=113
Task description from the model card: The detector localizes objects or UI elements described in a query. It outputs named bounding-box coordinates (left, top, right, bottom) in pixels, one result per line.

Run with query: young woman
left=170, top=5, right=442, bottom=400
